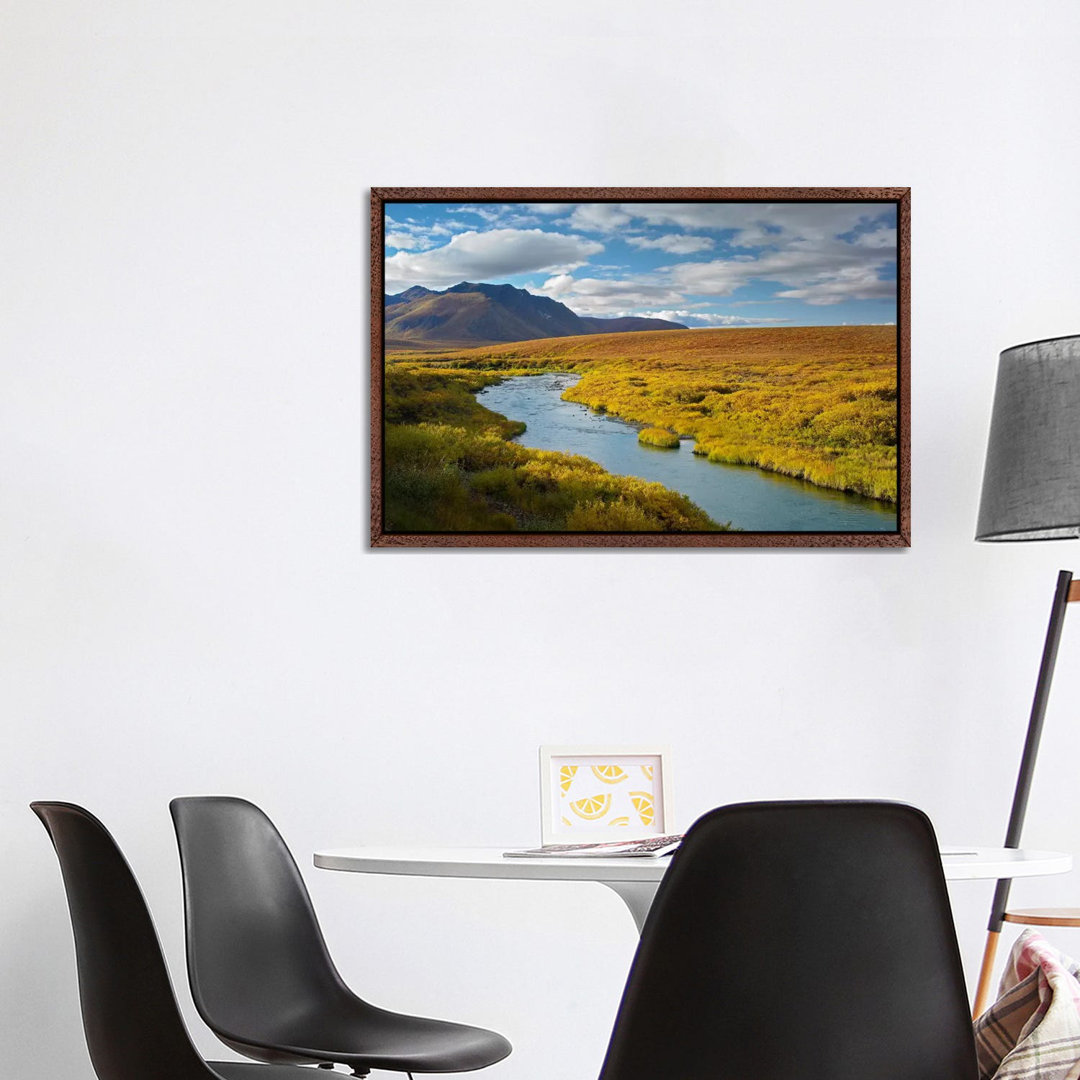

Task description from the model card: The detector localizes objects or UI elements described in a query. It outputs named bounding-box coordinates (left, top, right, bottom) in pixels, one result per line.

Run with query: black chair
left=169, top=796, right=511, bottom=1078
left=597, top=800, right=979, bottom=1080
left=31, top=801, right=316, bottom=1080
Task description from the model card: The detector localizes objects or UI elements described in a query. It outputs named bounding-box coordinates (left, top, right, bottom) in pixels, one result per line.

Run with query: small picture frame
left=539, top=745, right=672, bottom=845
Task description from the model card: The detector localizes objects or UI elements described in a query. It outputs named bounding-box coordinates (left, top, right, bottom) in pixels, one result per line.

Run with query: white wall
left=5, top=2, right=1080, bottom=1076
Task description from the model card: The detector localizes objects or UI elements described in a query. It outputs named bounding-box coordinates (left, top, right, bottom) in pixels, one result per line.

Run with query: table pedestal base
left=601, top=881, right=659, bottom=934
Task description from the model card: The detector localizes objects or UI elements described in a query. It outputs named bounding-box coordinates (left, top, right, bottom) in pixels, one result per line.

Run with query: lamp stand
left=972, top=569, right=1078, bottom=1018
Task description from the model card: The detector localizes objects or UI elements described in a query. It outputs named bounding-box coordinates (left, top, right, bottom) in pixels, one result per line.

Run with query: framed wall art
left=538, top=745, right=672, bottom=845
left=371, top=187, right=909, bottom=548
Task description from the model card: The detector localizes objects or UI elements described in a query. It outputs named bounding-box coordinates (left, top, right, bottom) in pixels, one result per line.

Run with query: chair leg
left=972, top=928, right=1001, bottom=1019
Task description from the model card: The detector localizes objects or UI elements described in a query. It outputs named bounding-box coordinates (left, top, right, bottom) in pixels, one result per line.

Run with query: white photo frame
left=539, top=745, right=672, bottom=845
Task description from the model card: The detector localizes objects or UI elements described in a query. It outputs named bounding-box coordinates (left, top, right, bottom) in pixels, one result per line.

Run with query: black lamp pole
left=972, top=570, right=1075, bottom=1015
left=972, top=334, right=1080, bottom=1017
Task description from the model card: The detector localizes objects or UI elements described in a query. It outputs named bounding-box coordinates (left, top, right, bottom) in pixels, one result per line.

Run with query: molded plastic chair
left=169, top=796, right=511, bottom=1077
left=31, top=801, right=315, bottom=1080
left=597, top=800, right=979, bottom=1080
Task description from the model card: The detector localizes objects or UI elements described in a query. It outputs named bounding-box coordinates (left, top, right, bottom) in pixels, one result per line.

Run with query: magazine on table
left=504, top=834, right=683, bottom=859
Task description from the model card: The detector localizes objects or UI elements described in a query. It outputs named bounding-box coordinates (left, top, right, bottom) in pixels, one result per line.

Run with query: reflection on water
left=477, top=373, right=897, bottom=533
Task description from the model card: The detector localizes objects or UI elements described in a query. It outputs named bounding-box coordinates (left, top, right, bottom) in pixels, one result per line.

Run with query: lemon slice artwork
left=591, top=764, right=628, bottom=785
left=559, top=765, right=578, bottom=794
left=569, top=793, right=612, bottom=821
left=630, top=791, right=655, bottom=827
left=609, top=816, right=630, bottom=827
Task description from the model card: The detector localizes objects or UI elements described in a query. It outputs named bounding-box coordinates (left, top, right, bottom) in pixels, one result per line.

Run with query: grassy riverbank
left=395, top=325, right=898, bottom=503
left=382, top=368, right=722, bottom=533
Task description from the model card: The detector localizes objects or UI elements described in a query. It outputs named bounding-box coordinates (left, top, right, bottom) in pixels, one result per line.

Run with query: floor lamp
left=972, top=334, right=1080, bottom=1018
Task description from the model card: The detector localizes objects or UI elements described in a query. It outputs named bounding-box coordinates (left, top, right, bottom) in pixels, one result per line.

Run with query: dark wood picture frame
left=371, top=187, right=910, bottom=548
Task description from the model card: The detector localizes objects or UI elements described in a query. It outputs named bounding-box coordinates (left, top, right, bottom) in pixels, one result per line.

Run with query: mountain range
left=384, top=281, right=687, bottom=349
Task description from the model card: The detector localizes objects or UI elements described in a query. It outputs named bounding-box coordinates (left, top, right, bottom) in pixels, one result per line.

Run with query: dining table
left=314, top=844, right=1073, bottom=934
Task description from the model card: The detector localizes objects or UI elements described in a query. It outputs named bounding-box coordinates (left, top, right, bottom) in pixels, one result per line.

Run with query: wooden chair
left=1003, top=909, right=1080, bottom=929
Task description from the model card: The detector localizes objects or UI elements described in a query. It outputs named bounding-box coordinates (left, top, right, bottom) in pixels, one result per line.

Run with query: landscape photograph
left=372, top=188, right=908, bottom=547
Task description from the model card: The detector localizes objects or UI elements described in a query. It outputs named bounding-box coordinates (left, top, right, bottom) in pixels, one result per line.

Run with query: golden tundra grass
left=382, top=368, right=722, bottom=533
left=638, top=427, right=681, bottom=449
left=392, top=324, right=899, bottom=503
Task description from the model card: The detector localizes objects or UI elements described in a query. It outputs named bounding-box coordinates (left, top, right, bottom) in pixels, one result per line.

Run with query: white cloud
left=854, top=226, right=897, bottom=249
left=539, top=273, right=575, bottom=298
left=643, top=310, right=790, bottom=327
left=442, top=205, right=550, bottom=229
left=626, top=206, right=897, bottom=309
left=383, top=202, right=898, bottom=314
left=662, top=258, right=751, bottom=297
left=383, top=218, right=450, bottom=251
left=532, top=274, right=686, bottom=316
left=385, top=229, right=604, bottom=291
left=567, top=204, right=635, bottom=232
left=668, top=235, right=896, bottom=305
left=774, top=264, right=896, bottom=305
left=445, top=206, right=503, bottom=222
left=631, top=201, right=886, bottom=241
left=386, top=232, right=426, bottom=251
left=627, top=234, right=715, bottom=255
left=557, top=203, right=896, bottom=269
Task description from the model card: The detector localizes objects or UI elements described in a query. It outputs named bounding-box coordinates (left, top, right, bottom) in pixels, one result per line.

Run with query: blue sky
left=383, top=200, right=898, bottom=327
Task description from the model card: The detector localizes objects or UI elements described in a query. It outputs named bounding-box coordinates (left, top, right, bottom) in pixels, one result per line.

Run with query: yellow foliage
left=389, top=325, right=898, bottom=502
left=638, top=427, right=681, bottom=449
left=383, top=416, right=723, bottom=534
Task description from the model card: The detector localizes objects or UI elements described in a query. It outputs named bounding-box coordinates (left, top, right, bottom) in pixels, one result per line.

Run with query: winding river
left=476, top=373, right=897, bottom=533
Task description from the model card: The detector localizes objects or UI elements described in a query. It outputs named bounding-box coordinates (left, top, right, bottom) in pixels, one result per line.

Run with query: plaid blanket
left=975, top=929, right=1080, bottom=1079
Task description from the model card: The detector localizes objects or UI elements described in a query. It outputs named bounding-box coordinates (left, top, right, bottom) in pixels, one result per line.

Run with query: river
left=476, top=373, right=897, bottom=533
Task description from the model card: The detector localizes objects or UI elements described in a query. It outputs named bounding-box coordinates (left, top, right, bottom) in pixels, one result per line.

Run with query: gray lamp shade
left=976, top=334, right=1080, bottom=541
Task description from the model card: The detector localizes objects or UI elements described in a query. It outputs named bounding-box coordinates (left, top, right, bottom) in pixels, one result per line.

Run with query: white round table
left=314, top=845, right=1073, bottom=933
